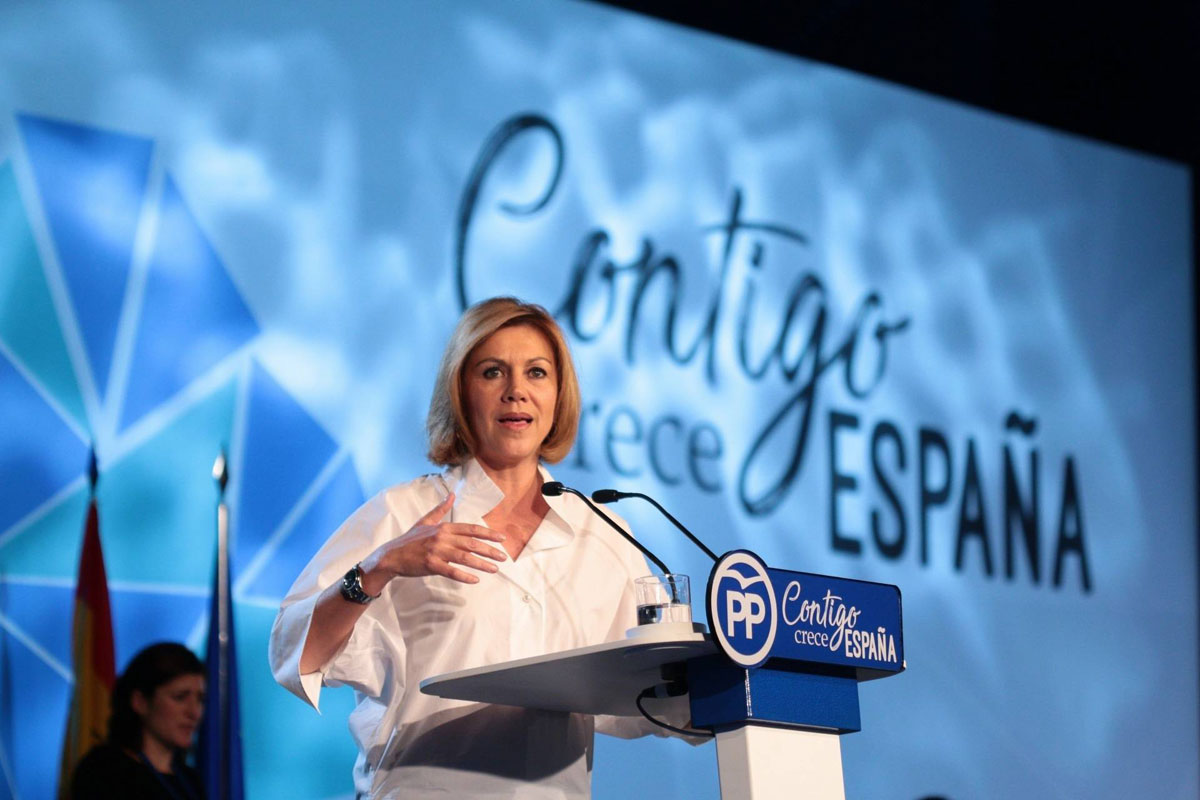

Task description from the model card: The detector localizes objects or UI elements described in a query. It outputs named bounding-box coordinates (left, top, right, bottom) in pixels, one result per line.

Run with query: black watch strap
left=340, top=563, right=379, bottom=605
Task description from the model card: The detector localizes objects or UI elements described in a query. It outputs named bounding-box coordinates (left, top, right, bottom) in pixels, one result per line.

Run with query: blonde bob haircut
left=427, top=296, right=581, bottom=466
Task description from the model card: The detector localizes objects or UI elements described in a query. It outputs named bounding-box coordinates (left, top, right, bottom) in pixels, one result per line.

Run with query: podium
left=420, top=622, right=714, bottom=717
left=422, top=551, right=904, bottom=798
left=422, top=630, right=899, bottom=797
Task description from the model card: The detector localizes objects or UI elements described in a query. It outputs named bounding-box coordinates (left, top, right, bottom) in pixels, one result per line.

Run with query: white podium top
left=419, top=623, right=716, bottom=717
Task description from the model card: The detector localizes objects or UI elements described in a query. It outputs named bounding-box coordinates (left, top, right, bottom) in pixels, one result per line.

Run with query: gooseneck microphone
left=591, top=489, right=719, bottom=563
left=542, top=481, right=672, bottom=575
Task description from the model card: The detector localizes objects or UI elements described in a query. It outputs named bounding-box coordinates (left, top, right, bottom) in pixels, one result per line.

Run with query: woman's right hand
left=297, top=493, right=507, bottom=674
left=358, top=493, right=508, bottom=592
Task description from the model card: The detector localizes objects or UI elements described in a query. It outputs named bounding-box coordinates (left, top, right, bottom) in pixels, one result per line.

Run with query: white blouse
left=269, top=459, right=675, bottom=798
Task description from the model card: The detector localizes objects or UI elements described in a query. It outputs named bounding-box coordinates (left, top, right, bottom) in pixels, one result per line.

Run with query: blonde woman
left=270, top=297, right=675, bottom=798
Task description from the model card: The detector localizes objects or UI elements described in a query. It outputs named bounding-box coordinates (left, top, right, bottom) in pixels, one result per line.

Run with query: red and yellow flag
left=56, top=497, right=116, bottom=797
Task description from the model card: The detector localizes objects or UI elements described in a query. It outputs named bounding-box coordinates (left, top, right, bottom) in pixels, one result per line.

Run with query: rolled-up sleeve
left=269, top=590, right=327, bottom=709
left=268, top=491, right=410, bottom=711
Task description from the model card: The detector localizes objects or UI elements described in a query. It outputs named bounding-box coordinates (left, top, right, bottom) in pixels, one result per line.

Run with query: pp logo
left=708, top=550, right=777, bottom=668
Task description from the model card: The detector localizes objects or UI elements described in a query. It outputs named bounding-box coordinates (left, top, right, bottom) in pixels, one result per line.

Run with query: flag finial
left=213, top=449, right=228, bottom=495
left=87, top=447, right=98, bottom=493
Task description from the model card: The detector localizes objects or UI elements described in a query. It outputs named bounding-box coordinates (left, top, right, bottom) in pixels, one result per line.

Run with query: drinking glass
left=635, top=574, right=691, bottom=625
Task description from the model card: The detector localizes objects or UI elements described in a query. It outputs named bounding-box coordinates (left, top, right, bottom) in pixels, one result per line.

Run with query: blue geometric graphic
left=0, top=161, right=87, bottom=433
left=120, top=176, right=259, bottom=432
left=99, top=378, right=237, bottom=586
left=0, top=583, right=72, bottom=799
left=16, top=115, right=154, bottom=402
left=0, top=488, right=88, bottom=581
left=234, top=364, right=339, bottom=577
left=0, top=115, right=362, bottom=800
left=1, top=582, right=73, bottom=688
left=236, top=606, right=357, bottom=800
left=0, top=353, right=89, bottom=536
left=108, top=589, right=209, bottom=672
left=246, top=456, right=365, bottom=599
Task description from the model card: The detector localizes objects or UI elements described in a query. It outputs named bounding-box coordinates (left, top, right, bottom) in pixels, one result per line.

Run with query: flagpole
left=212, top=450, right=230, bottom=797
left=198, top=448, right=244, bottom=800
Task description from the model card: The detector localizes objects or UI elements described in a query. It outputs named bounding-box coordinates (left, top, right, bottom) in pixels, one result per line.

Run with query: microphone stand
left=591, top=489, right=719, bottom=563
left=541, top=481, right=672, bottom=575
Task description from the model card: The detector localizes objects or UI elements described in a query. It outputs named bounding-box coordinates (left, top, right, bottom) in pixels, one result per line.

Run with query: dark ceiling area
left=597, top=0, right=1199, bottom=169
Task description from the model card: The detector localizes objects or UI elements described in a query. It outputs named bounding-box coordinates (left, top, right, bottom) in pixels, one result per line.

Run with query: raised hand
left=359, top=493, right=508, bottom=589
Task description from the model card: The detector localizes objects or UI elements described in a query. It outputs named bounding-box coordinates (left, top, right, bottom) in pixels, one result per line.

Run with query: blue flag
left=196, top=456, right=244, bottom=800
left=0, top=577, right=15, bottom=800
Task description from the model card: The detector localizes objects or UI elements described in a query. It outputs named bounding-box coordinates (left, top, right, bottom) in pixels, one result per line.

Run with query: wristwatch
left=340, top=563, right=380, bottom=605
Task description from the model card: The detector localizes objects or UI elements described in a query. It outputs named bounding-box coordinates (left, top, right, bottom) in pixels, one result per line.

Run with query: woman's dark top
left=71, top=743, right=205, bottom=800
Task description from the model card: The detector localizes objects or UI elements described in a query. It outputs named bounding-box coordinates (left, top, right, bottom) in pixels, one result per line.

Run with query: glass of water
left=635, top=574, right=691, bottom=625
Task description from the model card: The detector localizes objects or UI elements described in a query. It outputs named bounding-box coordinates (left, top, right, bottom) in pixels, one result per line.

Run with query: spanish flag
left=56, top=480, right=115, bottom=798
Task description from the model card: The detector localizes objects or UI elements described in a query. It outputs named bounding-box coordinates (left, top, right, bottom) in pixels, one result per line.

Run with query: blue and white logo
left=708, top=550, right=778, bottom=668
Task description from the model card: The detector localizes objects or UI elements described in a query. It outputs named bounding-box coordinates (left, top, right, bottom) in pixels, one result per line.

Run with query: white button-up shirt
left=269, top=459, right=668, bottom=798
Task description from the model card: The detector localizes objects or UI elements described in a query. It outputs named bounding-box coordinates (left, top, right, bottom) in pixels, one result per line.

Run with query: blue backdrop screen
left=0, top=1, right=1194, bottom=798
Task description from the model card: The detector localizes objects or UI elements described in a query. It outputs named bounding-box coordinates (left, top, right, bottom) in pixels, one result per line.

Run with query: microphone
left=542, top=481, right=672, bottom=574
left=591, top=489, right=719, bottom=563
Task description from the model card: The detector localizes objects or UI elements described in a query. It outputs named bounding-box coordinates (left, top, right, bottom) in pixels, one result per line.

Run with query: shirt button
left=523, top=594, right=533, bottom=603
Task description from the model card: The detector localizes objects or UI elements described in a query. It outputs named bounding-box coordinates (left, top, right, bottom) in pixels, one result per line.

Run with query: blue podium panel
left=707, top=551, right=904, bottom=678
left=688, top=655, right=861, bottom=734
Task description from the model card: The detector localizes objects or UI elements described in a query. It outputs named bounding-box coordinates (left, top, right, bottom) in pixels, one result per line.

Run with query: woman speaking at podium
left=270, top=297, right=673, bottom=798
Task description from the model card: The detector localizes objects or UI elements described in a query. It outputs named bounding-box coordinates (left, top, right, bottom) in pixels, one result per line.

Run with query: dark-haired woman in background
left=71, top=642, right=206, bottom=800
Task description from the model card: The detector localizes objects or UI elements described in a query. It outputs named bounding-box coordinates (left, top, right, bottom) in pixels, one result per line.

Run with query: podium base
left=716, top=724, right=845, bottom=800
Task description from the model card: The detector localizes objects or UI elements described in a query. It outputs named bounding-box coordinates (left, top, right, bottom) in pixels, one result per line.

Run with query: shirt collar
left=536, top=463, right=588, bottom=550
left=448, top=457, right=504, bottom=523
left=449, top=458, right=583, bottom=551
